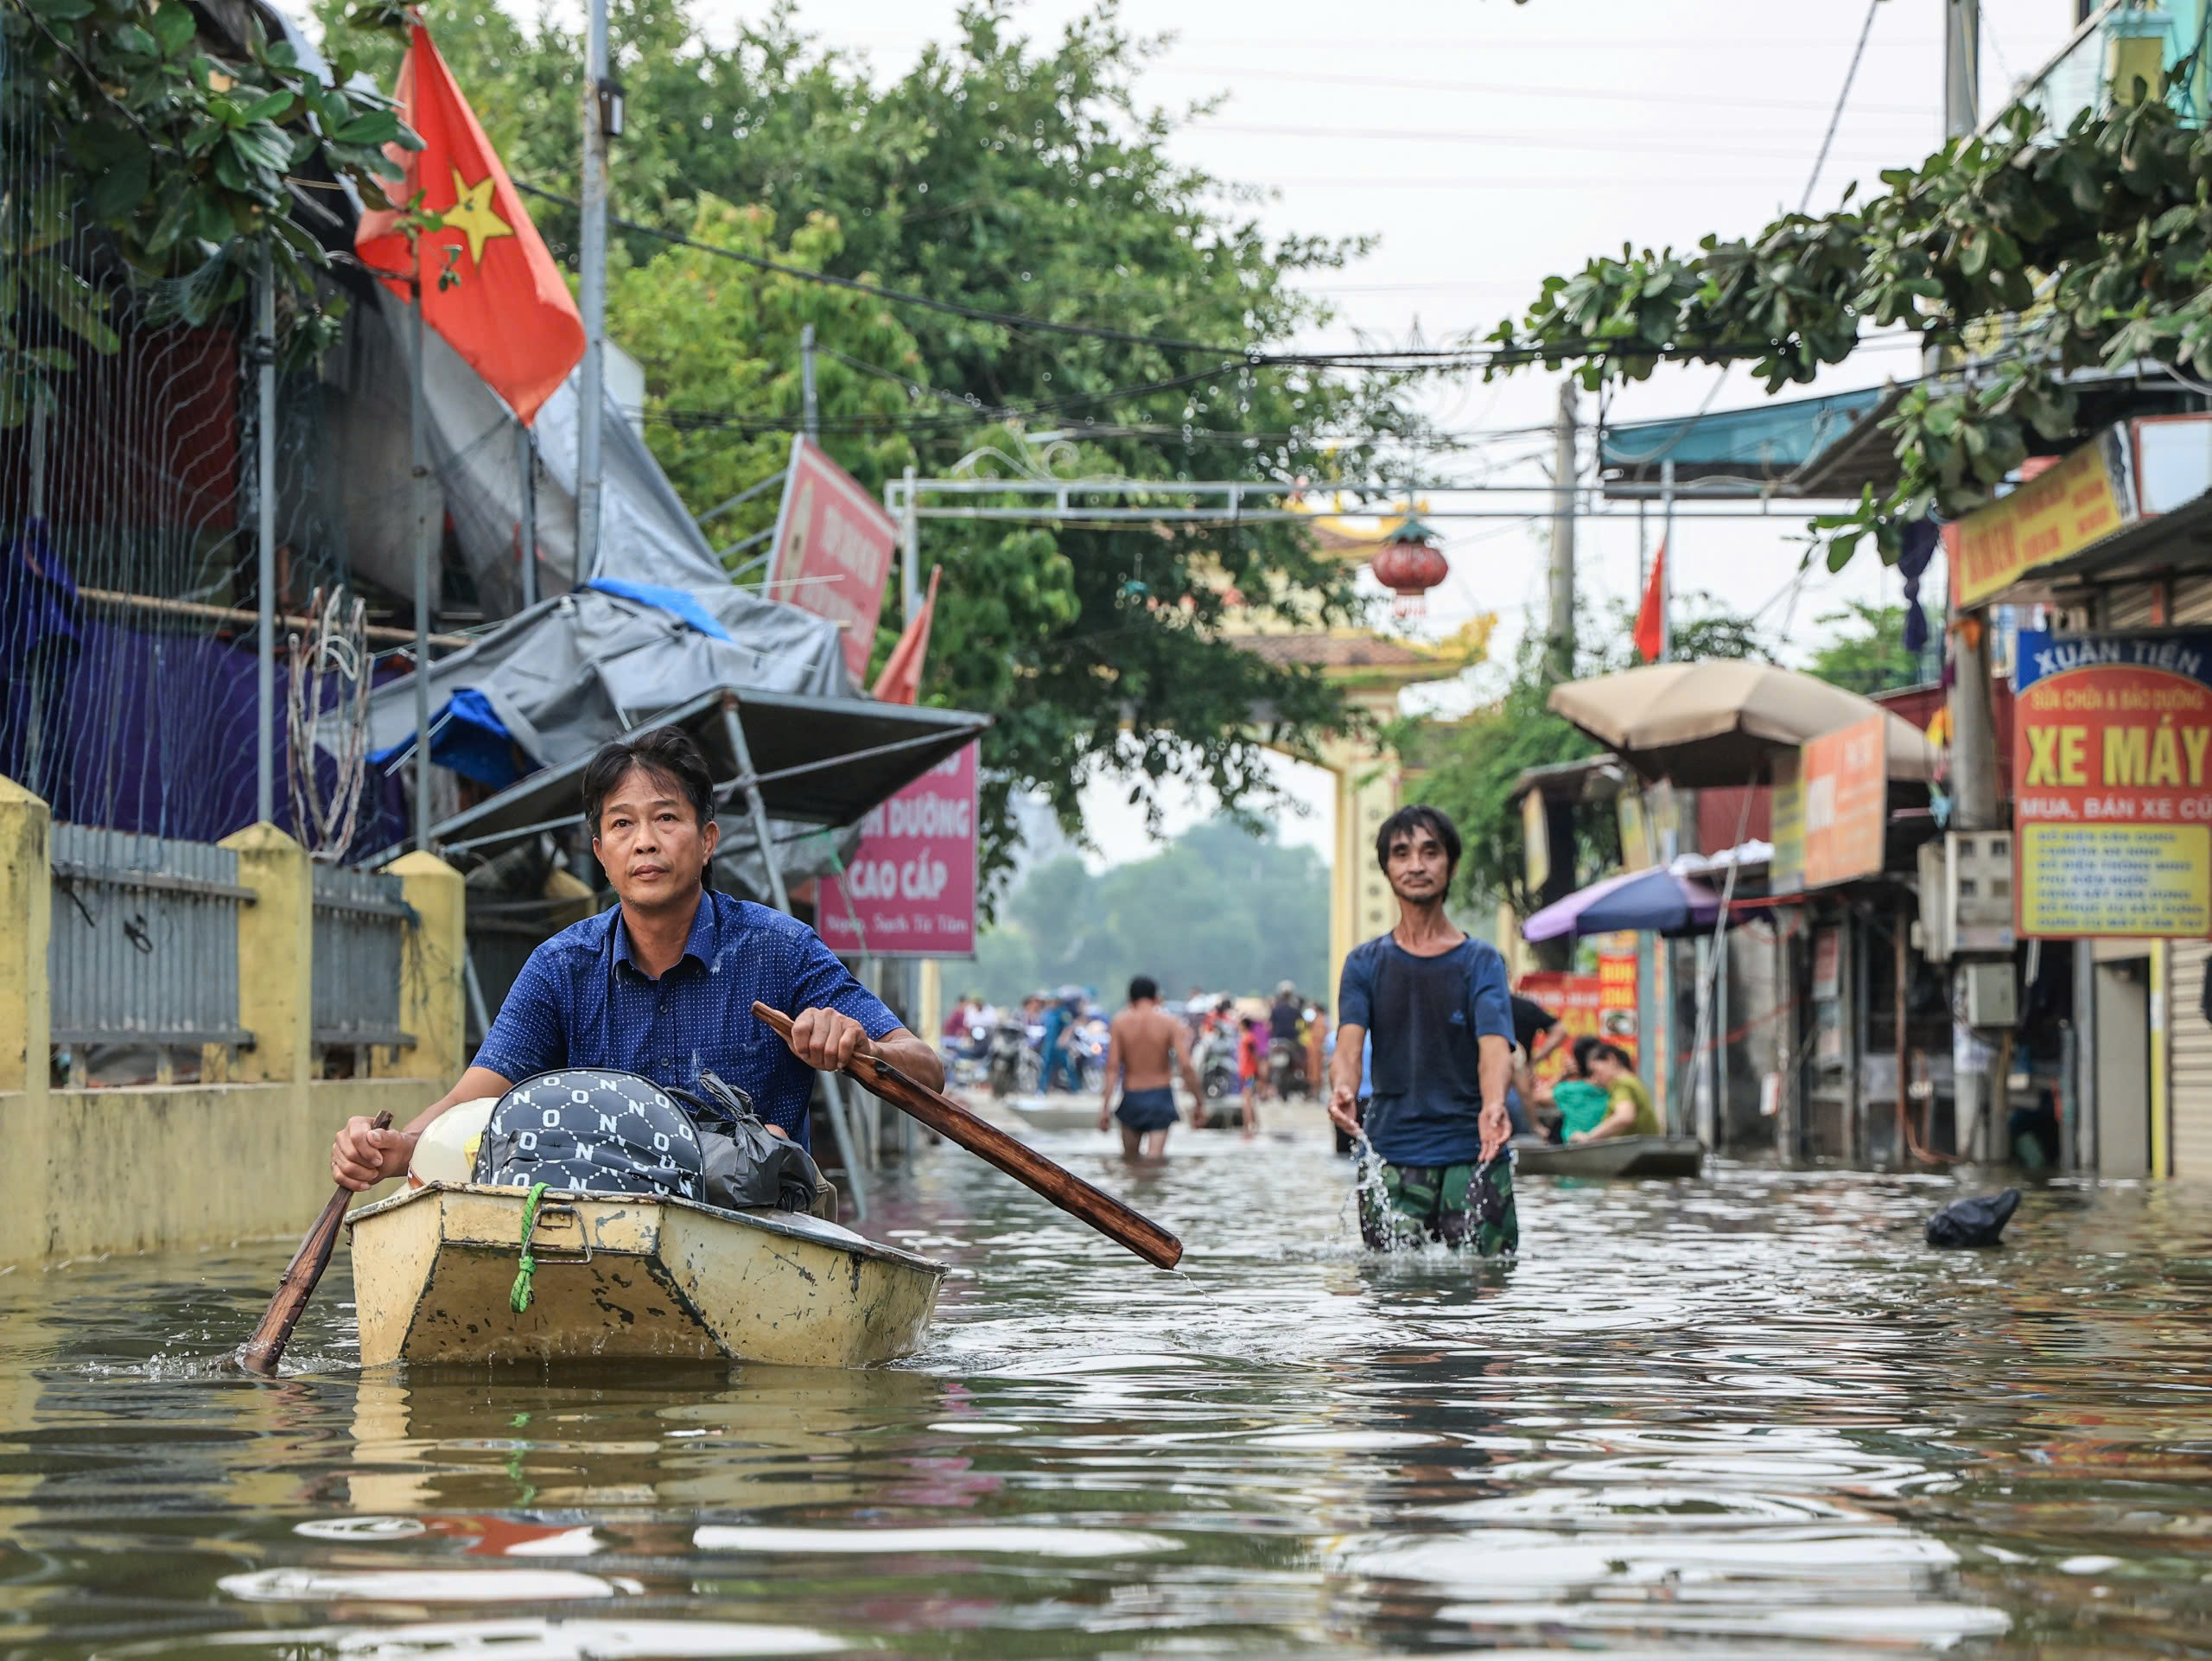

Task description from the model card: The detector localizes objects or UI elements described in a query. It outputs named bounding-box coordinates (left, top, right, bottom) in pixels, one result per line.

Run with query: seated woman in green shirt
left=1573, top=1042, right=1660, bottom=1142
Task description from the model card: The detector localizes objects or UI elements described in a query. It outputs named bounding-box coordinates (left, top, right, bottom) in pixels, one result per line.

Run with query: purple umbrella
left=1522, top=865, right=1733, bottom=943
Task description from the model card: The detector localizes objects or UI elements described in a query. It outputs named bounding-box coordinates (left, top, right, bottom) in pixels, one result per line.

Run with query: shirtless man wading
left=1100, top=976, right=1203, bottom=1158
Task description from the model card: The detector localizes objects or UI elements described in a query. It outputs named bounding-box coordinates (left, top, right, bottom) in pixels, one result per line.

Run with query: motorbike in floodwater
left=986, top=1021, right=1029, bottom=1098
left=1268, top=1036, right=1310, bottom=1100
left=1192, top=1028, right=1243, bottom=1128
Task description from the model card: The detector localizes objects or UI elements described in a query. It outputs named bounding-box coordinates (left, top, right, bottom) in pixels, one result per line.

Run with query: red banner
left=817, top=742, right=978, bottom=959
left=766, top=436, right=898, bottom=683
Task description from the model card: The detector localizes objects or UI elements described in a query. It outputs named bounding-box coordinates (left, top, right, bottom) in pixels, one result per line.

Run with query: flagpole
left=518, top=421, right=537, bottom=608
left=575, top=0, right=611, bottom=582
left=411, top=273, right=433, bottom=853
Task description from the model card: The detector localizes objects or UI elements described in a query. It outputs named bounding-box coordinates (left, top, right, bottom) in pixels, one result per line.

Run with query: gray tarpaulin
left=363, top=583, right=851, bottom=768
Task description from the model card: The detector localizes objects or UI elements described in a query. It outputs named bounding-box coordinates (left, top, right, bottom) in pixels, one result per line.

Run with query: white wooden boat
left=1510, top=1135, right=1706, bottom=1179
left=346, top=1182, right=946, bottom=1367
left=1009, top=1097, right=1112, bottom=1133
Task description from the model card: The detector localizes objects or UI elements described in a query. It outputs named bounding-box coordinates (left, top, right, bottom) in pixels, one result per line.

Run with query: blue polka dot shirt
left=473, top=889, right=900, bottom=1149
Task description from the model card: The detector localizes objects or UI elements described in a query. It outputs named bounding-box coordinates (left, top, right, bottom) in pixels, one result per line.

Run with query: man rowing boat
left=330, top=725, right=944, bottom=1191
left=1327, top=805, right=1518, bottom=1256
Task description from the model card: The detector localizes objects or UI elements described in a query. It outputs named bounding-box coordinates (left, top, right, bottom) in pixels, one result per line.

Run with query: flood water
left=5, top=1110, right=2212, bottom=1659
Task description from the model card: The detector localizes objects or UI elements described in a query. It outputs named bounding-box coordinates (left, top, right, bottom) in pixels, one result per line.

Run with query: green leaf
left=23, top=0, right=95, bottom=21
left=333, top=109, right=402, bottom=146
left=1826, top=530, right=1865, bottom=572
left=111, top=22, right=157, bottom=54
left=238, top=91, right=296, bottom=124
left=150, top=1, right=194, bottom=54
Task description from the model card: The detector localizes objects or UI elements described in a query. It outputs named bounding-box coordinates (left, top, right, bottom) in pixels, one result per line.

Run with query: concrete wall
left=0, top=1077, right=434, bottom=1264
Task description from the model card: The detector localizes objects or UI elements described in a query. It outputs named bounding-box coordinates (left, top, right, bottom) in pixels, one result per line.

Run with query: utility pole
left=1547, top=379, right=1577, bottom=682
left=801, top=323, right=819, bottom=442
left=1942, top=0, right=2005, bottom=1159
left=574, top=0, right=613, bottom=582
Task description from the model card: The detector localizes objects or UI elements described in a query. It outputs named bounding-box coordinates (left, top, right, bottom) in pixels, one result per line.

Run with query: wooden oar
left=235, top=1110, right=393, bottom=1376
left=752, top=1002, right=1183, bottom=1270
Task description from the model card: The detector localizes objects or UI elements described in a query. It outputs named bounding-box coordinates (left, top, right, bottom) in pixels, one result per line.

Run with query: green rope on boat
left=509, top=1181, right=550, bottom=1314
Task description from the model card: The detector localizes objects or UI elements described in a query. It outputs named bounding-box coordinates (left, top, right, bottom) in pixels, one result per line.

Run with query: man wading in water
left=1328, top=805, right=1518, bottom=1255
left=1100, top=976, right=1203, bottom=1157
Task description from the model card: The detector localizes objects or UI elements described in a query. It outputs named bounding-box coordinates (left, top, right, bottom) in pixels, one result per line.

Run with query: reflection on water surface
left=4, top=1117, right=2212, bottom=1658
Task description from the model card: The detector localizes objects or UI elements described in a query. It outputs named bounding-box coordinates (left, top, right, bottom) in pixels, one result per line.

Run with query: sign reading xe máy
left=2013, top=628, right=2212, bottom=938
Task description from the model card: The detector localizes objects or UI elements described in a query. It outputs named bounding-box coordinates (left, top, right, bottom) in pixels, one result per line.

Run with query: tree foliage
left=1407, top=600, right=1771, bottom=913
left=314, top=0, right=1414, bottom=894
left=0, top=0, right=415, bottom=423
left=1486, top=76, right=2212, bottom=570
left=970, top=817, right=1331, bottom=1005
left=1802, top=601, right=1925, bottom=696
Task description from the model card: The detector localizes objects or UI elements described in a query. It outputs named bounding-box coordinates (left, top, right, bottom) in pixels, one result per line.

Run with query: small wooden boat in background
left=346, top=1183, right=946, bottom=1367
left=1511, top=1135, right=1705, bottom=1180
left=1008, top=1097, right=1108, bottom=1133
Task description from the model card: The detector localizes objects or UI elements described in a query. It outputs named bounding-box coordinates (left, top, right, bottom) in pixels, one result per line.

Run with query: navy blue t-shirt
left=1337, top=933, right=1515, bottom=1166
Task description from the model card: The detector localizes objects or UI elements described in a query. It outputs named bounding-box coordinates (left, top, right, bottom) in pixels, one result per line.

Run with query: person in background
left=1040, top=988, right=1084, bottom=1093
left=1574, top=1042, right=1660, bottom=1142
left=1237, top=1014, right=1265, bottom=1137
left=1510, top=993, right=1568, bottom=1072
left=1306, top=998, right=1332, bottom=1104
left=1099, top=975, right=1202, bottom=1158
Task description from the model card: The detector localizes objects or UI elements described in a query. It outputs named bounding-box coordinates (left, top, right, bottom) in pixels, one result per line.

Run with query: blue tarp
left=1600, top=386, right=1890, bottom=481
left=582, top=576, right=733, bottom=641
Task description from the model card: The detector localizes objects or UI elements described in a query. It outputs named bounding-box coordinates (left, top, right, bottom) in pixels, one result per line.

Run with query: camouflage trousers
left=1357, top=1156, right=1518, bottom=1257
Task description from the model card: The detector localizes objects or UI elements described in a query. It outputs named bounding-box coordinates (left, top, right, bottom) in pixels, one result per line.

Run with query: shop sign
left=1522, top=786, right=1551, bottom=894
left=1800, top=715, right=1888, bottom=889
left=1950, top=430, right=2133, bottom=608
left=2013, top=627, right=2212, bottom=938
left=1618, top=788, right=1653, bottom=869
left=1516, top=951, right=1638, bottom=1086
left=817, top=741, right=978, bottom=958
left=766, top=436, right=899, bottom=683
left=1770, top=751, right=1805, bottom=895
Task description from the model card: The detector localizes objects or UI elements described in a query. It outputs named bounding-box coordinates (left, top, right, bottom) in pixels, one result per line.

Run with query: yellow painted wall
left=0, top=1077, right=435, bottom=1266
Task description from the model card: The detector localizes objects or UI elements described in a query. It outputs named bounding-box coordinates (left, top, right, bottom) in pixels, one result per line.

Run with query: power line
left=1141, top=60, right=1929, bottom=117
left=1199, top=121, right=1909, bottom=162
left=1802, top=0, right=1886, bottom=213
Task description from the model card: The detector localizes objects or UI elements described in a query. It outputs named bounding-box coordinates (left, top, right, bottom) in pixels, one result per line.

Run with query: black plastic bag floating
left=1925, top=1187, right=2021, bottom=1249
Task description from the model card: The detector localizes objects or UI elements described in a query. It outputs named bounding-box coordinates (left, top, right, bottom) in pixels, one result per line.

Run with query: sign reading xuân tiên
left=2013, top=628, right=2212, bottom=938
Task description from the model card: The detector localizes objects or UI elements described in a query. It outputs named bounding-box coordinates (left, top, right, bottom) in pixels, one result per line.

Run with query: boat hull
left=1511, top=1135, right=1706, bottom=1179
left=346, top=1184, right=945, bottom=1368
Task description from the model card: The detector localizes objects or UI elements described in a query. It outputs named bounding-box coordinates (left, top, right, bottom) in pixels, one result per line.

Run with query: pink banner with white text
left=817, top=741, right=978, bottom=958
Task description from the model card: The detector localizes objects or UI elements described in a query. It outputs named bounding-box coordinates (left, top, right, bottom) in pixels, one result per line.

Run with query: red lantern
left=1369, top=514, right=1448, bottom=616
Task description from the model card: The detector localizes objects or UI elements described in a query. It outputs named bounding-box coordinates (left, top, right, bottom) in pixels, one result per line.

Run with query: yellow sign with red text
left=1950, top=434, right=2132, bottom=608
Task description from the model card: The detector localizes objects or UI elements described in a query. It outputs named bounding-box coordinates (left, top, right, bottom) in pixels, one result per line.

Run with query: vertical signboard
left=817, top=742, right=979, bottom=959
left=766, top=436, right=898, bottom=684
left=1770, top=750, right=1805, bottom=895
left=1799, top=715, right=1889, bottom=889
left=1522, top=787, right=1551, bottom=895
left=2013, top=628, right=2212, bottom=938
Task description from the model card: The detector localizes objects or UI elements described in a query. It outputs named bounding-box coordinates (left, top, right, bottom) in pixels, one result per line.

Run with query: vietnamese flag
left=354, top=24, right=583, bottom=425
left=1633, top=538, right=1667, bottom=663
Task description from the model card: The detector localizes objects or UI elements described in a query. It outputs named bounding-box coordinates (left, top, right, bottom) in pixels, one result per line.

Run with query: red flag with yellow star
left=354, top=23, right=582, bottom=425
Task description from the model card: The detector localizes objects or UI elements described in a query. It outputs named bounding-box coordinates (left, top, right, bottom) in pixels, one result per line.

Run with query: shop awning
left=1548, top=661, right=1937, bottom=788
left=428, top=685, right=989, bottom=858
left=1600, top=385, right=1897, bottom=499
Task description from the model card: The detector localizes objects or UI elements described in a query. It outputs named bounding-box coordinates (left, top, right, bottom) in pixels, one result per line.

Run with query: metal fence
left=311, top=865, right=416, bottom=1051
left=48, top=823, right=253, bottom=1050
